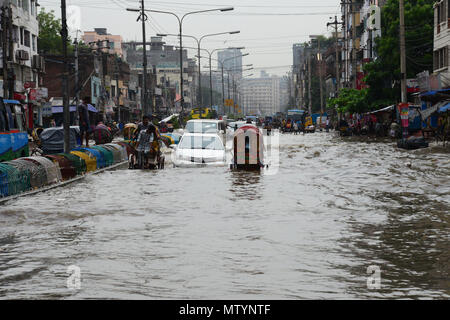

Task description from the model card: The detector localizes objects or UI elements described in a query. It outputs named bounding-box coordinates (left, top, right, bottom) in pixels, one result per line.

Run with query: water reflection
left=228, top=171, right=263, bottom=201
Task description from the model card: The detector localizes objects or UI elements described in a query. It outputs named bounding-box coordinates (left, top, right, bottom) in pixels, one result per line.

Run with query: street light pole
left=61, top=0, right=70, bottom=153
left=135, top=7, right=234, bottom=122
left=159, top=31, right=240, bottom=109
left=141, top=0, right=148, bottom=117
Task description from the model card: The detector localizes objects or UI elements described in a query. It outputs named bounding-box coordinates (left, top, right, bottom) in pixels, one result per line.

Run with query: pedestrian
left=50, top=119, right=56, bottom=127
left=293, top=121, right=298, bottom=135
left=79, top=97, right=91, bottom=147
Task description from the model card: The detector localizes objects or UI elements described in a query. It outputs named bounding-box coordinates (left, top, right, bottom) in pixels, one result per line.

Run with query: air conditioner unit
left=16, top=50, right=29, bottom=61
left=40, top=56, right=45, bottom=72
left=32, top=55, right=39, bottom=69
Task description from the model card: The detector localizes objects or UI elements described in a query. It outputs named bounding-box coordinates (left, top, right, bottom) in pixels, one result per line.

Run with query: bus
left=287, top=109, right=306, bottom=122
left=189, top=107, right=218, bottom=120
left=0, top=98, right=29, bottom=161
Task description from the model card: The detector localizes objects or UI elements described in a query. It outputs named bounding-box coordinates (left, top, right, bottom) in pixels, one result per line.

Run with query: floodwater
left=0, top=131, right=449, bottom=299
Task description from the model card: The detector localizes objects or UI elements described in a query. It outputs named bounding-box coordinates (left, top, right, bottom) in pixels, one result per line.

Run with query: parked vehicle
left=172, top=133, right=226, bottom=167
left=39, top=126, right=81, bottom=154
left=0, top=98, right=29, bottom=161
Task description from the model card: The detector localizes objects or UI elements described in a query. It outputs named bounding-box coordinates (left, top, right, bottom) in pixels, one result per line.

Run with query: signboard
left=42, top=103, right=52, bottom=117
left=399, top=103, right=409, bottom=139
left=24, top=81, right=36, bottom=89
left=406, top=79, right=420, bottom=93
left=37, top=87, right=48, bottom=100
left=225, top=99, right=234, bottom=107
left=28, top=89, right=37, bottom=101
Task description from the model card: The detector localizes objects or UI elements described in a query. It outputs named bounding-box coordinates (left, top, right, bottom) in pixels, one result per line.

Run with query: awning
left=367, top=105, right=395, bottom=114
left=439, top=102, right=450, bottom=113
left=52, top=106, right=76, bottom=113
left=3, top=99, right=21, bottom=105
left=420, top=88, right=450, bottom=97
left=52, top=104, right=98, bottom=113
left=159, top=114, right=179, bottom=124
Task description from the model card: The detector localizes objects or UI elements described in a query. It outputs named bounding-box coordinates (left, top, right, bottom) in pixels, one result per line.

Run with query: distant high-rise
left=218, top=49, right=243, bottom=78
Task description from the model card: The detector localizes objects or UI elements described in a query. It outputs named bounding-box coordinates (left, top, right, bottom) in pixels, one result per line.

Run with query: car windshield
left=178, top=136, right=224, bottom=150
left=185, top=122, right=218, bottom=133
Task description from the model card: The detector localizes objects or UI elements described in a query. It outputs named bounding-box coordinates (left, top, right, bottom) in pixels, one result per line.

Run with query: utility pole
left=227, top=72, right=231, bottom=115
left=221, top=63, right=225, bottom=114
left=74, top=32, right=79, bottom=125
left=399, top=0, right=407, bottom=103
left=7, top=5, right=12, bottom=99
left=61, top=0, right=70, bottom=153
left=140, top=0, right=148, bottom=116
left=209, top=54, right=213, bottom=107
left=115, top=58, right=120, bottom=123
left=308, top=51, right=312, bottom=116
left=352, top=0, right=357, bottom=89
left=327, top=16, right=343, bottom=96
left=318, top=38, right=324, bottom=114
left=2, top=4, right=9, bottom=99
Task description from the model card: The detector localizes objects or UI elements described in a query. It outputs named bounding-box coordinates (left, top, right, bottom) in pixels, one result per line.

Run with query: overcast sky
left=38, top=0, right=341, bottom=77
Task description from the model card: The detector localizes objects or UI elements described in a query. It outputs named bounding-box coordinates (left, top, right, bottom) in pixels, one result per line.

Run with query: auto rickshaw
left=230, top=125, right=265, bottom=171
left=123, top=123, right=138, bottom=140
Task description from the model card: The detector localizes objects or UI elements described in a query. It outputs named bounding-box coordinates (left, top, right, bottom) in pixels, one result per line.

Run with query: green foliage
left=361, top=0, right=435, bottom=108
left=328, top=88, right=369, bottom=114
left=38, top=8, right=74, bottom=55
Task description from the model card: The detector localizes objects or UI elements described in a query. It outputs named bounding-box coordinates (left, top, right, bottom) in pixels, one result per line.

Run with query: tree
left=38, top=8, right=74, bottom=55
left=363, top=0, right=435, bottom=108
left=328, top=88, right=369, bottom=114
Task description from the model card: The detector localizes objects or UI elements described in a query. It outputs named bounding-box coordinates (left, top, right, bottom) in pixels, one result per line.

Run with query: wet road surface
left=0, top=131, right=449, bottom=299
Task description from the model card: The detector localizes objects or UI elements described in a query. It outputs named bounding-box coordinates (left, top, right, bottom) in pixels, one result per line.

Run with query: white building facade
left=1, top=0, right=42, bottom=97
left=240, top=72, right=283, bottom=116
left=433, top=0, right=450, bottom=88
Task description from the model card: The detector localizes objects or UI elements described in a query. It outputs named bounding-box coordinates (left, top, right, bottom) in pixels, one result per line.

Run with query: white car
left=184, top=119, right=227, bottom=145
left=172, top=133, right=226, bottom=167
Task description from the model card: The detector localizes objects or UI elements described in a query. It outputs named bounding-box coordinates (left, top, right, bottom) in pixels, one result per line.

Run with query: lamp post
left=210, top=63, right=252, bottom=115
left=207, top=47, right=245, bottom=108
left=220, top=53, right=249, bottom=114
left=127, top=7, right=234, bottom=121
left=157, top=31, right=240, bottom=108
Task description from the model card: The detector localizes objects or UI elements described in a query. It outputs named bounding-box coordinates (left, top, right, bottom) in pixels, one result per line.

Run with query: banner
left=399, top=103, right=409, bottom=139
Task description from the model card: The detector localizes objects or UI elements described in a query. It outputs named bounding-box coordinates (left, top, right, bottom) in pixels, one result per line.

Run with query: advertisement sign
left=399, top=103, right=409, bottom=139
left=37, top=87, right=48, bottom=100
left=28, top=89, right=37, bottom=101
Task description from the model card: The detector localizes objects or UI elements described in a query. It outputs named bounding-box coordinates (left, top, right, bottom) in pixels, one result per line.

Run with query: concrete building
left=1, top=0, right=45, bottom=128
left=340, top=0, right=385, bottom=89
left=82, top=28, right=124, bottom=57
left=241, top=71, right=284, bottom=116
left=218, top=48, right=242, bottom=79
left=1, top=0, right=41, bottom=94
left=123, top=37, right=197, bottom=111
left=433, top=0, right=450, bottom=88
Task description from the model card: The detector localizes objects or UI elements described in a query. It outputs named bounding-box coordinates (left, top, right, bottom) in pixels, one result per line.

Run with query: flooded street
left=0, top=131, right=449, bottom=299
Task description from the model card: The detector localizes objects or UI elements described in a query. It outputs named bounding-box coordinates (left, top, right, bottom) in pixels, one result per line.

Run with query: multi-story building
left=218, top=48, right=243, bottom=79
left=124, top=37, right=197, bottom=111
left=340, top=0, right=385, bottom=89
left=1, top=0, right=45, bottom=128
left=433, top=0, right=450, bottom=88
left=292, top=43, right=306, bottom=107
left=82, top=28, right=124, bottom=58
left=240, top=71, right=284, bottom=116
